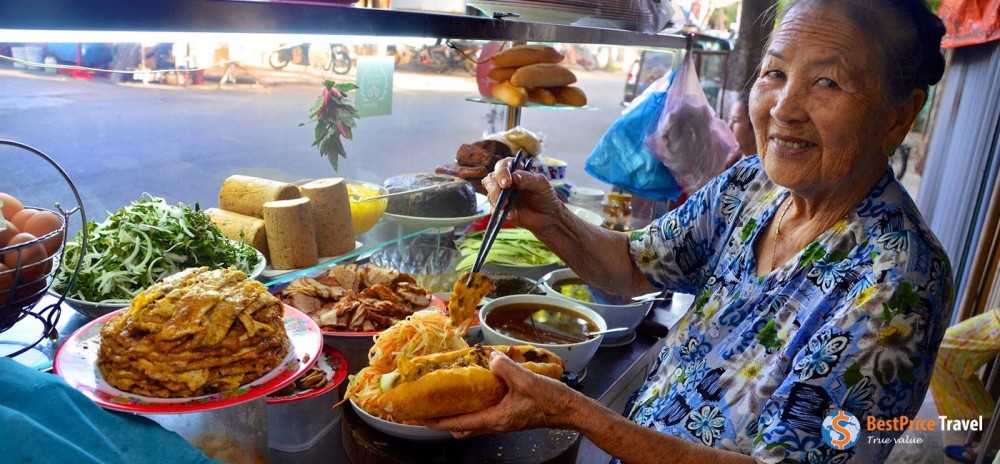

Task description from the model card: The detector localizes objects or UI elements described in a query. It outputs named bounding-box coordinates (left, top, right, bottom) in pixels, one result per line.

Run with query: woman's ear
left=883, top=89, right=927, bottom=151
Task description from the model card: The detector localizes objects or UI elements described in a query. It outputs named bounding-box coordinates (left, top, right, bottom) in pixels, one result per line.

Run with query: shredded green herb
left=52, top=195, right=261, bottom=302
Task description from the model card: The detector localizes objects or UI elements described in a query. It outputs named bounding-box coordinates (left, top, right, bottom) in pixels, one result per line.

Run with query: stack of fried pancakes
left=98, top=267, right=289, bottom=398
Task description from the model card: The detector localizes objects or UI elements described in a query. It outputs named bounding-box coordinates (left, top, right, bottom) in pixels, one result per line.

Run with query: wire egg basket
left=0, top=140, right=87, bottom=358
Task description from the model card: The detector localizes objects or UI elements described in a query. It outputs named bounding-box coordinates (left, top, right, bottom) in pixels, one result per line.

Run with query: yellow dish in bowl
left=346, top=180, right=388, bottom=236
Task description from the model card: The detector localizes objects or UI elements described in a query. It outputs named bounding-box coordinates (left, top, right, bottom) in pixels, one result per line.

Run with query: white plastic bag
left=644, top=52, right=736, bottom=194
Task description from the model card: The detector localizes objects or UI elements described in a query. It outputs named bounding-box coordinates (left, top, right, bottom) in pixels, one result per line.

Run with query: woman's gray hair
left=779, top=0, right=946, bottom=105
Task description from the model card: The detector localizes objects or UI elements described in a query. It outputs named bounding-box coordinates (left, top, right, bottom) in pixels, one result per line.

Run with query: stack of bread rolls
left=210, top=175, right=356, bottom=270
left=488, top=44, right=587, bottom=108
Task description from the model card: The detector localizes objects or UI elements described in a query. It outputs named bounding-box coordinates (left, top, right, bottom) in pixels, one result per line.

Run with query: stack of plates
left=468, top=0, right=597, bottom=24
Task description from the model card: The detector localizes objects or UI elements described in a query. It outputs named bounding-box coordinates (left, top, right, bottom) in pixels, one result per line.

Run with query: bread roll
left=299, top=178, right=356, bottom=257
left=219, top=175, right=300, bottom=218
left=263, top=198, right=318, bottom=270
left=378, top=345, right=564, bottom=420
left=510, top=64, right=577, bottom=89
left=551, top=86, right=588, bottom=107
left=491, top=81, right=528, bottom=107
left=527, top=88, right=557, bottom=106
left=490, top=45, right=563, bottom=68
left=206, top=208, right=269, bottom=259
left=487, top=66, right=518, bottom=82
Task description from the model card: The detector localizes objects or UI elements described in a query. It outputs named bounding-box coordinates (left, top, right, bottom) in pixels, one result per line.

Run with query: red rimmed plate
left=266, top=345, right=348, bottom=404
left=53, top=304, right=323, bottom=414
left=319, top=295, right=452, bottom=338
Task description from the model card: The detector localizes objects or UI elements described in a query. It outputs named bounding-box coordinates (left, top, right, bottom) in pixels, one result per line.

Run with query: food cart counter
left=13, top=292, right=667, bottom=464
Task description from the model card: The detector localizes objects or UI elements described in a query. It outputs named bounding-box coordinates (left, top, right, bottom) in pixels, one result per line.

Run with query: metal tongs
left=467, top=150, right=534, bottom=285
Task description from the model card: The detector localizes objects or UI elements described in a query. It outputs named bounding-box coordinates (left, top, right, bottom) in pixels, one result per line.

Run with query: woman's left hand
left=422, top=351, right=579, bottom=438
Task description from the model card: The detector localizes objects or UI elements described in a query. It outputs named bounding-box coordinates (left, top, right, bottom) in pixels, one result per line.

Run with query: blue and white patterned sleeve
left=628, top=159, right=758, bottom=294
left=751, top=248, right=953, bottom=463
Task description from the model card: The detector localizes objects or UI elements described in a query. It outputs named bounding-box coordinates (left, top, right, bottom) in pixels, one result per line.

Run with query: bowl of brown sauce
left=479, top=294, right=606, bottom=373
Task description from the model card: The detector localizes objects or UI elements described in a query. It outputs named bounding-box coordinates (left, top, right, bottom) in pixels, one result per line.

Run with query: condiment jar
left=602, top=192, right=633, bottom=232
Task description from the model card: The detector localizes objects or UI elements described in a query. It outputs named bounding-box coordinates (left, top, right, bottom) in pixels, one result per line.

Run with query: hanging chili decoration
left=301, top=80, right=359, bottom=171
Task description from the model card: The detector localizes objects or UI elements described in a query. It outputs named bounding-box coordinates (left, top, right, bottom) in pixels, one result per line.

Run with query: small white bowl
left=479, top=294, right=606, bottom=373
left=539, top=268, right=652, bottom=344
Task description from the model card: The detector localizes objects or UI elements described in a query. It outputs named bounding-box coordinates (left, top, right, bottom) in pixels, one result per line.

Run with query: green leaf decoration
left=843, top=363, right=863, bottom=387
left=828, top=249, right=849, bottom=262
left=756, top=319, right=782, bottom=351
left=802, top=241, right=826, bottom=267
left=741, top=218, right=757, bottom=243
left=883, top=281, right=920, bottom=320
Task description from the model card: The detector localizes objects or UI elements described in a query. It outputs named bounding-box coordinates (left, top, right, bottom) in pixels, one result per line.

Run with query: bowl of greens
left=50, top=195, right=265, bottom=319
left=456, top=228, right=563, bottom=280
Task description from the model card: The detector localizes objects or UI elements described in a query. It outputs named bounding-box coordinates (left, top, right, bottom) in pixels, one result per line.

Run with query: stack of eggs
left=0, top=192, right=65, bottom=323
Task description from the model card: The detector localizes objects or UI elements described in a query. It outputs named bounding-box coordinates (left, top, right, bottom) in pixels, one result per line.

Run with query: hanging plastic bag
left=585, top=70, right=681, bottom=201
left=644, top=52, right=736, bottom=194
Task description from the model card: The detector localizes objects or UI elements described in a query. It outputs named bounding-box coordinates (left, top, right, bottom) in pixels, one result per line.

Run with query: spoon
left=631, top=292, right=663, bottom=302
left=356, top=180, right=466, bottom=202
left=585, top=327, right=630, bottom=337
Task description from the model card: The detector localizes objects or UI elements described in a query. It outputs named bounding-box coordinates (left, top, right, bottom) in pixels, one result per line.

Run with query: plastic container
left=266, top=346, right=348, bottom=452
left=568, top=186, right=605, bottom=214
left=142, top=397, right=270, bottom=463
left=602, top=192, right=633, bottom=232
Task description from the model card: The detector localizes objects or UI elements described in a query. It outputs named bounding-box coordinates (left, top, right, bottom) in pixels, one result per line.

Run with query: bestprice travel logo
left=822, top=410, right=861, bottom=450
left=820, top=409, right=986, bottom=449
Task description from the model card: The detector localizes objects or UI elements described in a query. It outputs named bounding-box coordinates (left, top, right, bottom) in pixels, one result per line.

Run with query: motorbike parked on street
left=268, top=43, right=352, bottom=75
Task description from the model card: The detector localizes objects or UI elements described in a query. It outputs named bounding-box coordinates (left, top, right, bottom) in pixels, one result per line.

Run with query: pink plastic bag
left=644, top=52, right=736, bottom=194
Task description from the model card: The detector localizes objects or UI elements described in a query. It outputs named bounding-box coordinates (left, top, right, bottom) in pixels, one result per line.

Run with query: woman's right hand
left=482, top=156, right=564, bottom=232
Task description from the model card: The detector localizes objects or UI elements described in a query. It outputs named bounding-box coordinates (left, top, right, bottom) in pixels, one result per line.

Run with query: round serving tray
left=53, top=304, right=322, bottom=414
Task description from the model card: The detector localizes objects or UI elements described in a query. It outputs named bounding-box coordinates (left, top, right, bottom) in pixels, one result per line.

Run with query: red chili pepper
left=336, top=120, right=348, bottom=138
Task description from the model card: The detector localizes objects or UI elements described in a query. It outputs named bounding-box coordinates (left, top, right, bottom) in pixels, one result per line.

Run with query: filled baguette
left=377, top=344, right=564, bottom=420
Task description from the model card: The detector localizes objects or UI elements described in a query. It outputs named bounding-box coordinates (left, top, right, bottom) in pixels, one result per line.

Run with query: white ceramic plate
left=382, top=193, right=490, bottom=229
left=350, top=399, right=453, bottom=442
left=260, top=241, right=363, bottom=278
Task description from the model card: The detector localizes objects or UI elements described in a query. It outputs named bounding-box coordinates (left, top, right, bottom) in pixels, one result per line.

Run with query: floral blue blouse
left=623, top=157, right=954, bottom=463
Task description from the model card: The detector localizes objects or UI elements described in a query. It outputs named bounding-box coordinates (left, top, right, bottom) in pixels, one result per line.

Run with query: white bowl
left=350, top=399, right=453, bottom=442
left=539, top=268, right=652, bottom=344
left=479, top=294, right=606, bottom=373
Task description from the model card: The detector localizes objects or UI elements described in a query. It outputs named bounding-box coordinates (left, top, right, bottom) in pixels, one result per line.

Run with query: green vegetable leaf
left=51, top=195, right=261, bottom=302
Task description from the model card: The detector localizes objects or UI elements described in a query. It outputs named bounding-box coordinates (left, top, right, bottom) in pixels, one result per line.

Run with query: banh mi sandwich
left=377, top=344, right=564, bottom=420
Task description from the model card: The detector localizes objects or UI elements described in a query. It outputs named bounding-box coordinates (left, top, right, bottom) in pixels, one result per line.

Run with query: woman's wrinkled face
left=728, top=101, right=757, bottom=156
left=750, top=5, right=895, bottom=197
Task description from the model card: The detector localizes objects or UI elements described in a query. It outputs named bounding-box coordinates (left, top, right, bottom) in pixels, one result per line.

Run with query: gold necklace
left=771, top=198, right=793, bottom=272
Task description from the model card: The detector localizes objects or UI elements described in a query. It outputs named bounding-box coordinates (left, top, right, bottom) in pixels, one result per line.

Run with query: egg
left=0, top=263, right=13, bottom=294
left=10, top=279, right=45, bottom=307
left=1, top=233, right=49, bottom=281
left=22, top=211, right=63, bottom=255
left=9, top=209, right=36, bottom=231
left=0, top=193, right=24, bottom=221
left=0, top=222, right=20, bottom=248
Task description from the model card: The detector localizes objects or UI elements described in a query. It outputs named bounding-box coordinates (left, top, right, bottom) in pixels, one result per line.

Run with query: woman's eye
left=763, top=70, right=785, bottom=79
left=818, top=78, right=839, bottom=88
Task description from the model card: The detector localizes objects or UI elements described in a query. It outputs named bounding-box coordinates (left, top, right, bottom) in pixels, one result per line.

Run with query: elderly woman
left=426, top=0, right=954, bottom=462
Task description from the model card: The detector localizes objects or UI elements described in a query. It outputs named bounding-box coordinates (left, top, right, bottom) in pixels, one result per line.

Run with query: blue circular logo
left=822, top=410, right=861, bottom=450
